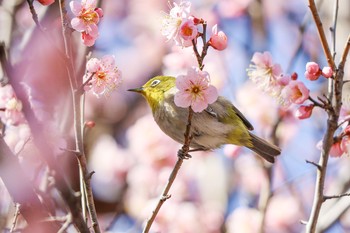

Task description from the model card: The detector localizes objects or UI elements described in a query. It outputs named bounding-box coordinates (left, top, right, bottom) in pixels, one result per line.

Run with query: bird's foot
left=177, top=149, right=192, bottom=160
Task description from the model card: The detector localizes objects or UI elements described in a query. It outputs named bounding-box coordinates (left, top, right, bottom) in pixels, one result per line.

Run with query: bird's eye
left=150, top=79, right=161, bottom=87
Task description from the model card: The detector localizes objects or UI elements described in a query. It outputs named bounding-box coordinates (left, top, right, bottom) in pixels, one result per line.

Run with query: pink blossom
left=161, top=1, right=192, bottom=46
left=37, top=0, right=55, bottom=5
left=247, top=51, right=283, bottom=97
left=305, top=62, right=321, bottom=81
left=322, top=66, right=333, bottom=78
left=209, top=24, right=228, bottom=51
left=70, top=0, right=103, bottom=46
left=174, top=67, right=218, bottom=112
left=85, top=55, right=122, bottom=97
left=281, top=80, right=309, bottom=106
left=295, top=104, right=314, bottom=119
left=179, top=19, right=198, bottom=42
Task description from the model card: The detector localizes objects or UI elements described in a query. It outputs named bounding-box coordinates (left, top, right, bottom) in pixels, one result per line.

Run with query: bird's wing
left=230, top=104, right=254, bottom=131
left=205, top=96, right=254, bottom=131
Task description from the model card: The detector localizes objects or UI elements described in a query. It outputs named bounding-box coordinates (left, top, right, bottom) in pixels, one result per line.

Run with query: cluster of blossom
left=70, top=0, right=104, bottom=46
left=247, top=51, right=333, bottom=120
left=161, top=1, right=229, bottom=112
left=0, top=85, right=25, bottom=126
left=84, top=55, right=122, bottom=97
left=161, top=0, right=227, bottom=50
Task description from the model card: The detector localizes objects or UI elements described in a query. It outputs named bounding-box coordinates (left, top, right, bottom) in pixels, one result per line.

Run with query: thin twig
left=142, top=108, right=194, bottom=233
left=330, top=0, right=339, bottom=60
left=308, top=0, right=336, bottom=70
left=26, top=0, right=44, bottom=30
left=10, top=203, right=20, bottom=233
left=306, top=160, right=322, bottom=170
left=308, top=96, right=325, bottom=109
left=323, top=192, right=350, bottom=201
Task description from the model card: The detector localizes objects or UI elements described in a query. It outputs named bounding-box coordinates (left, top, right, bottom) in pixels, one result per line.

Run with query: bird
left=128, top=76, right=281, bottom=163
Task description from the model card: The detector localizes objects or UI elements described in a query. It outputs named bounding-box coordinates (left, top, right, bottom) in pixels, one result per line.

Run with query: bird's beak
left=127, top=87, right=144, bottom=93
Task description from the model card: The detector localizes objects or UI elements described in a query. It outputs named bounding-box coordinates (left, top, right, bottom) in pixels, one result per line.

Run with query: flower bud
left=305, top=62, right=321, bottom=81
left=295, top=104, right=314, bottom=119
left=209, top=24, right=227, bottom=51
left=330, top=141, right=343, bottom=157
left=291, top=72, right=298, bottom=80
left=85, top=120, right=96, bottom=128
left=37, top=0, right=55, bottom=5
left=322, top=66, right=333, bottom=78
left=95, top=8, right=104, bottom=18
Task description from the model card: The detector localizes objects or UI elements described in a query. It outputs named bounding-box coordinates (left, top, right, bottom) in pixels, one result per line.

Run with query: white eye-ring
left=150, top=79, right=161, bottom=87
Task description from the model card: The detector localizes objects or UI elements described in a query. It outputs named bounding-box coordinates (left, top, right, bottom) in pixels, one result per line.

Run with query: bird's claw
left=177, top=149, right=192, bottom=160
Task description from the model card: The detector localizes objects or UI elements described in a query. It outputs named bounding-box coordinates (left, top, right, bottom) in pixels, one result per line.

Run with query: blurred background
left=0, top=0, right=350, bottom=232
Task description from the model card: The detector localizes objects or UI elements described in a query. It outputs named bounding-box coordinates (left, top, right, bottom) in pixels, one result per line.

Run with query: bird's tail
left=247, top=133, right=281, bottom=163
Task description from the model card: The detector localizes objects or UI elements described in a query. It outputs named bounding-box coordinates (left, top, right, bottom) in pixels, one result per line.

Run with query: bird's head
left=128, top=76, right=176, bottom=112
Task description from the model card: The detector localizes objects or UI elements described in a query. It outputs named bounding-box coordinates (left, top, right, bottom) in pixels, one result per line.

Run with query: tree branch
left=142, top=108, right=194, bottom=233
left=308, top=0, right=336, bottom=70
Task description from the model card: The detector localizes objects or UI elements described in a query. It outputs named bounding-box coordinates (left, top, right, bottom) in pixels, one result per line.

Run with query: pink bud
left=37, top=0, right=55, bottom=5
left=291, top=72, right=298, bottom=80
left=85, top=121, right=96, bottom=128
left=295, top=104, right=314, bottom=119
left=305, top=62, right=321, bottom=81
left=341, top=136, right=350, bottom=154
left=189, top=15, right=202, bottom=25
left=322, top=66, right=333, bottom=78
left=209, top=24, right=227, bottom=51
left=330, top=141, right=343, bottom=158
left=95, top=8, right=104, bottom=18
left=345, top=125, right=350, bottom=135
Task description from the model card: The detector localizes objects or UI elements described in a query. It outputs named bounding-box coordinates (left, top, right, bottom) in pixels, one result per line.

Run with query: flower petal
left=71, top=18, right=86, bottom=32
left=191, top=98, right=208, bottom=112
left=86, top=58, right=100, bottom=72
left=69, top=1, right=82, bottom=16
left=174, top=92, right=191, bottom=108
left=203, top=85, right=218, bottom=104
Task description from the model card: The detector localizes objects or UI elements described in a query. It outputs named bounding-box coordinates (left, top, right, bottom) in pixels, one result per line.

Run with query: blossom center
left=97, top=71, right=107, bottom=80
left=191, top=86, right=200, bottom=94
left=181, top=26, right=193, bottom=36
left=80, top=8, right=98, bottom=24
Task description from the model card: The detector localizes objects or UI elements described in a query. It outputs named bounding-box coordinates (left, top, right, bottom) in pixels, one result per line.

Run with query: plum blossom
left=247, top=51, right=283, bottom=97
left=280, top=80, right=309, bottom=106
left=209, top=24, right=227, bottom=51
left=305, top=62, right=321, bottom=81
left=174, top=67, right=218, bottom=112
left=179, top=19, right=198, bottom=42
left=85, top=55, right=122, bottom=97
left=161, top=1, right=193, bottom=46
left=70, top=0, right=103, bottom=46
